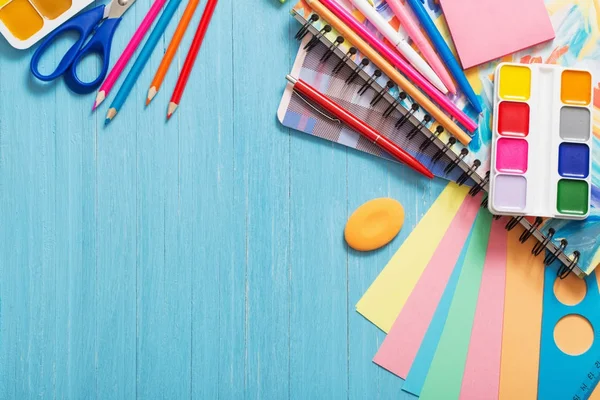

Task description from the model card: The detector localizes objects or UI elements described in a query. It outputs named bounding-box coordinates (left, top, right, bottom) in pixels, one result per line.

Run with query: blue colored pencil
left=405, top=0, right=482, bottom=113
left=105, top=0, right=183, bottom=125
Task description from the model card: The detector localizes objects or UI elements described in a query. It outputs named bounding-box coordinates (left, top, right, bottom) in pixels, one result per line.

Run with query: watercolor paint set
left=0, top=0, right=92, bottom=49
left=488, top=63, right=593, bottom=220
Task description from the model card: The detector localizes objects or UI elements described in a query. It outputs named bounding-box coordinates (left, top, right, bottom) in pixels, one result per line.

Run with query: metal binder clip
left=321, top=36, right=344, bottom=63
left=333, top=47, right=357, bottom=75
left=444, top=148, right=468, bottom=174
left=383, top=92, right=407, bottom=118
left=346, top=58, right=369, bottom=84
left=371, top=81, right=394, bottom=107
left=358, top=69, right=381, bottom=96
left=407, top=115, right=431, bottom=140
left=295, top=14, right=319, bottom=41
left=432, top=137, right=456, bottom=163
left=305, top=25, right=332, bottom=52
left=395, top=103, right=419, bottom=129
left=420, top=125, right=444, bottom=151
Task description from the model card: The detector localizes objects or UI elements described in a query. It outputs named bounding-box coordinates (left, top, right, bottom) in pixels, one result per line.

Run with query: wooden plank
left=134, top=0, right=192, bottom=397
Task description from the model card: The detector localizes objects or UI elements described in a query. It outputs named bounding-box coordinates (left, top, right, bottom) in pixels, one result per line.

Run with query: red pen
left=286, top=75, right=434, bottom=179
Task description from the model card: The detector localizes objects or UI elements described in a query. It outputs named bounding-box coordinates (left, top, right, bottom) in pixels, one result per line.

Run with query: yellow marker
left=0, top=0, right=12, bottom=8
left=499, top=64, right=531, bottom=101
left=561, top=69, right=592, bottom=106
left=0, top=0, right=43, bottom=40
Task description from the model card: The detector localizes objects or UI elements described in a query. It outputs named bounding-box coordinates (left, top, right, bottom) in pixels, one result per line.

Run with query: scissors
left=30, top=0, right=135, bottom=94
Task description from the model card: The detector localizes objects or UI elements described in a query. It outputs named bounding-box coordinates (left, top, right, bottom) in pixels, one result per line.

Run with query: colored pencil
left=318, top=0, right=477, bottom=133
left=307, top=0, right=472, bottom=145
left=405, top=0, right=482, bottom=113
left=93, top=0, right=168, bottom=110
left=167, top=0, right=218, bottom=119
left=105, top=0, right=183, bottom=125
left=287, top=75, right=434, bottom=179
left=146, top=0, right=200, bottom=105
left=385, top=0, right=456, bottom=94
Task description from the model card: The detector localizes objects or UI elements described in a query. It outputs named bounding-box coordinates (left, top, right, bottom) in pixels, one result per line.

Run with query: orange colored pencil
left=167, top=0, right=218, bottom=119
left=146, top=0, right=200, bottom=105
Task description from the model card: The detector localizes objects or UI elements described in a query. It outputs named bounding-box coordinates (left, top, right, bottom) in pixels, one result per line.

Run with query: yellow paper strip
left=356, top=183, right=470, bottom=333
left=498, top=227, right=544, bottom=400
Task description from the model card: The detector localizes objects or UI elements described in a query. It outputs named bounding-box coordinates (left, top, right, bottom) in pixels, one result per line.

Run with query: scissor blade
left=104, top=0, right=136, bottom=19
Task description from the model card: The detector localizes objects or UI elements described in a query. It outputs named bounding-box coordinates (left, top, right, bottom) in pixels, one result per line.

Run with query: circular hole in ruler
left=554, top=314, right=594, bottom=356
left=554, top=274, right=587, bottom=306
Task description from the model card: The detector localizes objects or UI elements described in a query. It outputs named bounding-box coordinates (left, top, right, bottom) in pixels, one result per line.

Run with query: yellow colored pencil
left=146, top=0, right=200, bottom=105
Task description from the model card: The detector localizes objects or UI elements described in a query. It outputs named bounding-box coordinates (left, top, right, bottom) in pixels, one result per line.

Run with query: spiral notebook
left=277, top=0, right=600, bottom=277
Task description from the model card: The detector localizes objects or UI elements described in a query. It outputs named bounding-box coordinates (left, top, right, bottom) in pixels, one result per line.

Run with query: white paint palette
left=0, top=0, right=93, bottom=49
left=488, top=62, right=593, bottom=220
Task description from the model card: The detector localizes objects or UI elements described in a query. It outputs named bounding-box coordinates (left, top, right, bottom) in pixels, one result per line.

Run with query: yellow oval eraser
left=344, top=198, right=404, bottom=252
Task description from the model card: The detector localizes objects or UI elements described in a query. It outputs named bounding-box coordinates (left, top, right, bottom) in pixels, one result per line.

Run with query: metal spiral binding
left=557, top=251, right=579, bottom=279
left=358, top=69, right=381, bottom=95
left=505, top=216, right=523, bottom=231
left=383, top=92, right=407, bottom=118
left=346, top=58, right=369, bottom=84
left=469, top=171, right=489, bottom=196
left=432, top=137, right=456, bottom=163
left=305, top=24, right=332, bottom=51
left=290, top=10, right=586, bottom=278
left=395, top=103, right=419, bottom=129
left=545, top=239, right=567, bottom=266
left=457, top=159, right=481, bottom=186
left=371, top=81, right=394, bottom=107
left=420, top=126, right=444, bottom=152
left=444, top=148, right=468, bottom=174
left=295, top=13, right=319, bottom=40
left=333, top=47, right=356, bottom=74
left=532, top=228, right=554, bottom=256
left=519, top=217, right=542, bottom=243
left=321, top=35, right=344, bottom=62
left=407, top=115, right=431, bottom=140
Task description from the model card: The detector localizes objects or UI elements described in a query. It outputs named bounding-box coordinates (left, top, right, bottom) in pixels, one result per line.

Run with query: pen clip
left=293, top=90, right=341, bottom=124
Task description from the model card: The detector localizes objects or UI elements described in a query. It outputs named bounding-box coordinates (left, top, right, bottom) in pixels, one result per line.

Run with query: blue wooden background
left=0, top=0, right=447, bottom=398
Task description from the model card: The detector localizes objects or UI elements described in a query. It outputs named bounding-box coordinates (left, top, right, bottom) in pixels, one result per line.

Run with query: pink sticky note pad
left=439, top=0, right=555, bottom=69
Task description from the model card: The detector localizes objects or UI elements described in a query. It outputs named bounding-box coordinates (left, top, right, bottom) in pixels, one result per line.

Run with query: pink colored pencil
left=319, top=0, right=477, bottom=132
left=93, top=0, right=169, bottom=110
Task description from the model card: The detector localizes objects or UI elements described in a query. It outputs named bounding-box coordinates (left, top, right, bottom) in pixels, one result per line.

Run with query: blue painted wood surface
left=0, top=0, right=446, bottom=397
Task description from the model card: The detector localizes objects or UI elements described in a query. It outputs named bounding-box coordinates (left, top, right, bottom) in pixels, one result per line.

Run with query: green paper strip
left=419, top=210, right=493, bottom=400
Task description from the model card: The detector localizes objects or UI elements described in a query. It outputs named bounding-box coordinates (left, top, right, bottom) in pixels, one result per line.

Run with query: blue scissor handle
left=31, top=5, right=106, bottom=82
left=64, top=16, right=121, bottom=94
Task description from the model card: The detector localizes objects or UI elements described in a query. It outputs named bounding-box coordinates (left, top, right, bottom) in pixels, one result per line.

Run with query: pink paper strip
left=459, top=219, right=508, bottom=400
left=373, top=193, right=480, bottom=378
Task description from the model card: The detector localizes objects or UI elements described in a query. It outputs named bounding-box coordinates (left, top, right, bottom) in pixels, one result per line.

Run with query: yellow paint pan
left=0, top=0, right=92, bottom=49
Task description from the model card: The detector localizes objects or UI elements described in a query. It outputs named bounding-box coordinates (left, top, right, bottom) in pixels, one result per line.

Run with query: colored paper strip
left=356, top=183, right=470, bottom=332
left=498, top=228, right=544, bottom=400
left=460, top=219, right=508, bottom=400
left=373, top=193, right=481, bottom=378
left=419, top=210, right=492, bottom=400
left=402, top=222, right=474, bottom=396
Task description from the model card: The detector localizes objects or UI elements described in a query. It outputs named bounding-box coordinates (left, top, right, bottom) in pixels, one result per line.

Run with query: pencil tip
left=105, top=108, right=117, bottom=125
left=146, top=87, right=157, bottom=105
left=167, top=102, right=178, bottom=120
left=94, top=91, right=106, bottom=110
